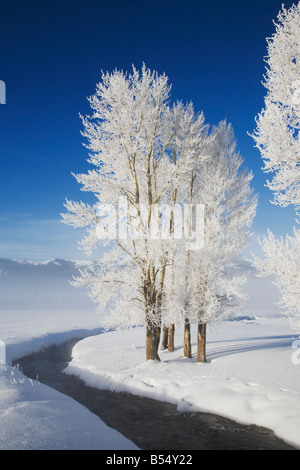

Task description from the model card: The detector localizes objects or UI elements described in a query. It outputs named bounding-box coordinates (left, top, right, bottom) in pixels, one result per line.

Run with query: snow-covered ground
left=66, top=319, right=300, bottom=449
left=0, top=258, right=299, bottom=449
left=0, top=258, right=138, bottom=450
left=0, top=364, right=138, bottom=450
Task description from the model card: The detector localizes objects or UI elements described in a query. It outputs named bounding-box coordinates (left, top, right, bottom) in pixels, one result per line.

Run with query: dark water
left=14, top=338, right=296, bottom=450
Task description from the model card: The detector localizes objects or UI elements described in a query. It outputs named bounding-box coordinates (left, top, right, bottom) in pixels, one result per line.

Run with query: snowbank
left=65, top=318, right=300, bottom=449
left=0, top=258, right=138, bottom=450
left=0, top=364, right=138, bottom=450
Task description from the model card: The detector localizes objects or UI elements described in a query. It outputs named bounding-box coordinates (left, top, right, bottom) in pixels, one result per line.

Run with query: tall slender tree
left=159, top=121, right=257, bottom=361
left=182, top=121, right=257, bottom=361
left=251, top=3, right=300, bottom=331
left=252, top=3, right=300, bottom=213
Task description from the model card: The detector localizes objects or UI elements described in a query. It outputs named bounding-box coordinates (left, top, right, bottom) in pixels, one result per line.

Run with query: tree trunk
left=168, top=324, right=175, bottom=352
left=154, top=324, right=161, bottom=356
left=146, top=326, right=152, bottom=360
left=146, top=324, right=161, bottom=361
left=184, top=318, right=192, bottom=358
left=161, top=325, right=169, bottom=350
left=144, top=271, right=160, bottom=361
left=197, top=322, right=206, bottom=362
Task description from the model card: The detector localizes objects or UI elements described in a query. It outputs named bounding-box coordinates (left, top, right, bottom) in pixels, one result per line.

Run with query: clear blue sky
left=0, top=0, right=297, bottom=260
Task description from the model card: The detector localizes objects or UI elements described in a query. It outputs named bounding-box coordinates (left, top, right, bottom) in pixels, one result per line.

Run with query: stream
left=14, top=337, right=296, bottom=451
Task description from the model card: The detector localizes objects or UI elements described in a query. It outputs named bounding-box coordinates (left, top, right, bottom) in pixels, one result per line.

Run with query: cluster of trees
left=252, top=2, right=300, bottom=332
left=62, top=2, right=299, bottom=362
left=62, top=64, right=257, bottom=361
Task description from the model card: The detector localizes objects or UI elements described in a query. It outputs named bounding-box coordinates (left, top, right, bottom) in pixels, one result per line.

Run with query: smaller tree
left=253, top=229, right=300, bottom=331
left=160, top=121, right=257, bottom=361
left=184, top=121, right=257, bottom=361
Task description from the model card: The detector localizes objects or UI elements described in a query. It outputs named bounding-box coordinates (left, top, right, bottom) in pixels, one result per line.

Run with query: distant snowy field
left=0, top=258, right=299, bottom=449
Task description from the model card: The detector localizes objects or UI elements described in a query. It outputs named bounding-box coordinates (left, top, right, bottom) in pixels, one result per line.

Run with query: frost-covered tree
left=161, top=121, right=258, bottom=361
left=159, top=102, right=210, bottom=355
left=251, top=3, right=300, bottom=331
left=251, top=2, right=300, bottom=212
left=253, top=229, right=300, bottom=331
left=188, top=121, right=257, bottom=361
left=62, top=65, right=208, bottom=361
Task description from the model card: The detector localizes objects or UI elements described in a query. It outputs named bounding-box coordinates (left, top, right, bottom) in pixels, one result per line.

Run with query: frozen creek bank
left=15, top=329, right=297, bottom=450
left=64, top=319, right=300, bottom=449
